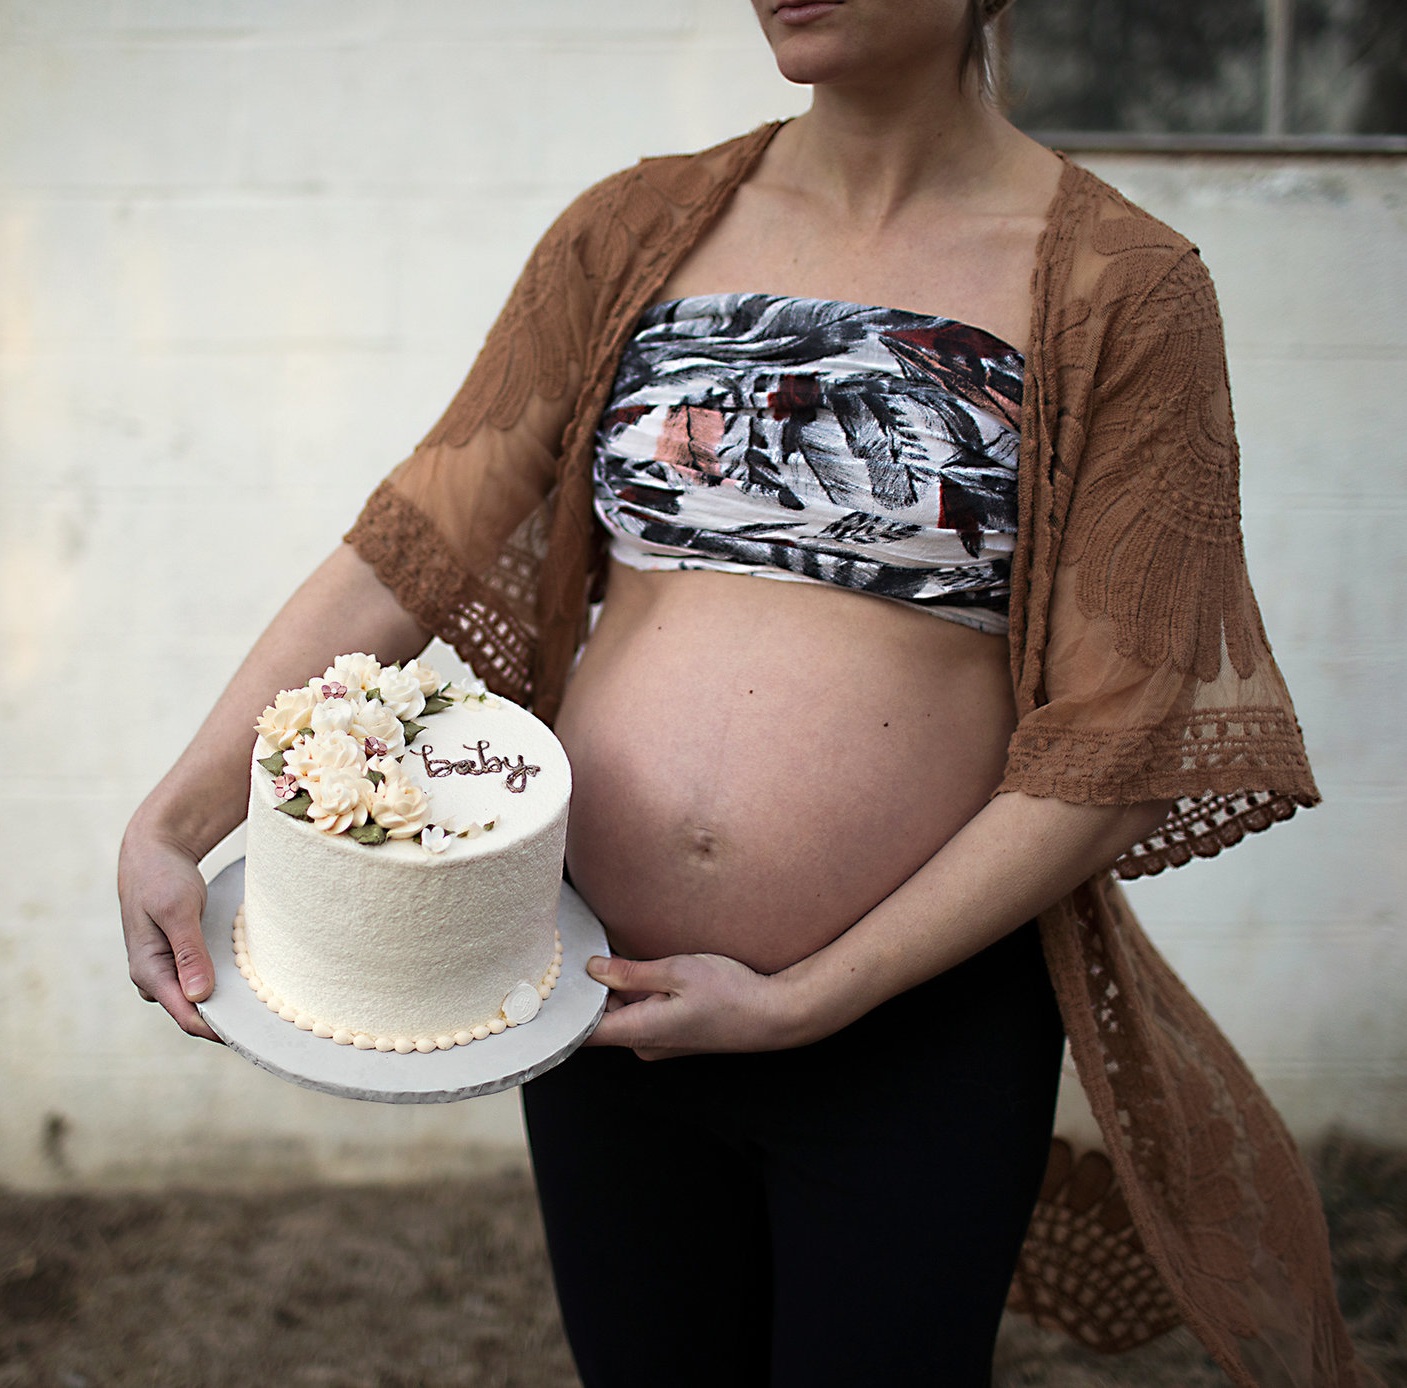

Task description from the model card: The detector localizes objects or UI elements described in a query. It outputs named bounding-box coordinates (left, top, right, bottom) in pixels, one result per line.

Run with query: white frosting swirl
left=310, top=696, right=360, bottom=735
left=350, top=698, right=406, bottom=757
left=375, top=665, right=426, bottom=720
left=285, top=729, right=366, bottom=786
left=401, top=658, right=443, bottom=697
left=305, top=765, right=374, bottom=834
left=254, top=686, right=320, bottom=751
left=325, top=652, right=382, bottom=694
left=370, top=763, right=431, bottom=839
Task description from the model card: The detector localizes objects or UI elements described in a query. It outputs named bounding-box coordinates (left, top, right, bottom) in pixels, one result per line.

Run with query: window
left=1002, top=0, right=1407, bottom=145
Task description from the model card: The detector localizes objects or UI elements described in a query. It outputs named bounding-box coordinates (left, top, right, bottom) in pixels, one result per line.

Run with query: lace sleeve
left=342, top=188, right=604, bottom=707
left=1000, top=248, right=1319, bottom=876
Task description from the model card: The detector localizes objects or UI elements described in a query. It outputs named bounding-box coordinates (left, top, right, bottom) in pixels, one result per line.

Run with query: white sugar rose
left=370, top=765, right=430, bottom=839
left=305, top=766, right=373, bottom=835
left=310, top=696, right=360, bottom=735
left=401, top=659, right=443, bottom=697
left=254, top=686, right=320, bottom=751
left=375, top=665, right=426, bottom=720
left=325, top=652, right=382, bottom=694
left=285, top=729, right=365, bottom=786
left=350, top=699, right=406, bottom=757
left=281, top=733, right=318, bottom=784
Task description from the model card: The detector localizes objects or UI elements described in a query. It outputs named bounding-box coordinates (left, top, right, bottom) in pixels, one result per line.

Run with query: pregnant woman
left=119, top=2, right=1370, bottom=1384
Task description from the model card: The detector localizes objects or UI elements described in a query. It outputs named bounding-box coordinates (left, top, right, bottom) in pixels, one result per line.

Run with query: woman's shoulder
left=1051, top=159, right=1199, bottom=259
left=1043, top=157, right=1219, bottom=331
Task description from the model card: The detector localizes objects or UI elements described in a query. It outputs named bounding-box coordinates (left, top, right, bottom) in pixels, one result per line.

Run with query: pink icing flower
left=363, top=735, right=389, bottom=758
left=320, top=680, right=349, bottom=700
left=272, top=773, right=301, bottom=801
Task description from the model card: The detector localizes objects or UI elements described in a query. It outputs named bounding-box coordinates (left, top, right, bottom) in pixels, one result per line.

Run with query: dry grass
left=1, top=1134, right=1400, bottom=1387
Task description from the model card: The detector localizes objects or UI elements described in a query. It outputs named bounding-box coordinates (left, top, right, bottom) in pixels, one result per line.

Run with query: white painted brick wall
left=2, top=6, right=1401, bottom=1189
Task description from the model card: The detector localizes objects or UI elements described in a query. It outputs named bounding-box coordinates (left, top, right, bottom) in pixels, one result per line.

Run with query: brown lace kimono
left=347, top=124, right=1376, bottom=1387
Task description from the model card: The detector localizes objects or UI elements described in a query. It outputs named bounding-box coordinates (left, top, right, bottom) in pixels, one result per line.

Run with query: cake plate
left=196, top=859, right=609, bottom=1104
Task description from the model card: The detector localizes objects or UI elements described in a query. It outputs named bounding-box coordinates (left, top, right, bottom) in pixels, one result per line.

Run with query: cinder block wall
left=3, top=4, right=1402, bottom=1190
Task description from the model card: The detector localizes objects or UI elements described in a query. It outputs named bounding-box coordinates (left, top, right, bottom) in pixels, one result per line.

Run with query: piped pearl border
left=231, top=903, right=562, bottom=1054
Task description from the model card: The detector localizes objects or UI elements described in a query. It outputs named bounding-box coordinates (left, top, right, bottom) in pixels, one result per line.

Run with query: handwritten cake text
left=415, top=741, right=540, bottom=794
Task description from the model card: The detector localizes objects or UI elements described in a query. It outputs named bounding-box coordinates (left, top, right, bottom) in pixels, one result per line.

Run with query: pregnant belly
left=553, top=565, right=1017, bottom=974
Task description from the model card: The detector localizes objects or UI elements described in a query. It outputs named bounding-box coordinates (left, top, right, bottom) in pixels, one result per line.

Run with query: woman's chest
left=656, top=183, right=1045, bottom=357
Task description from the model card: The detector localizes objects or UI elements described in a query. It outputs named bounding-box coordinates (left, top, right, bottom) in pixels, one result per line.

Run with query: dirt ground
left=1, top=1133, right=1401, bottom=1388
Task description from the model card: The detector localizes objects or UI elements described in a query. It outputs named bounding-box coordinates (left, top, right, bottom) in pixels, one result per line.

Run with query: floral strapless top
left=592, top=292, right=1024, bottom=635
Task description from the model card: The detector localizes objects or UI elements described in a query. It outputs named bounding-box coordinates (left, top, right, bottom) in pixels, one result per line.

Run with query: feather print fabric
left=592, top=293, right=1024, bottom=633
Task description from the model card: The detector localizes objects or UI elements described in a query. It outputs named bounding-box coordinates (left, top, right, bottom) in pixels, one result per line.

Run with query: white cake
left=235, top=655, right=572, bottom=1053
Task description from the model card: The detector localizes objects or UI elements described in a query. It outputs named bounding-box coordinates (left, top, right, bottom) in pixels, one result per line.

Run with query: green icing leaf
left=366, top=768, right=385, bottom=787
left=364, top=687, right=380, bottom=702
left=274, top=792, right=312, bottom=820
left=296, top=726, right=314, bottom=740
left=348, top=822, right=388, bottom=845
left=401, top=718, right=426, bottom=743
left=257, top=752, right=286, bottom=776
left=422, top=696, right=451, bottom=715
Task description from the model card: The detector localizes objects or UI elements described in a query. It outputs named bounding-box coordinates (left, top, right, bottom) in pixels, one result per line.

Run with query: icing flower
left=445, top=677, right=489, bottom=703
left=419, top=824, right=452, bottom=854
left=501, top=981, right=542, bottom=1026
left=305, top=766, right=374, bottom=835
left=369, top=764, right=430, bottom=839
left=375, top=665, right=426, bottom=720
left=284, top=729, right=366, bottom=786
left=401, top=659, right=443, bottom=697
left=310, top=696, right=359, bottom=736
left=272, top=773, right=301, bottom=802
left=256, top=654, right=499, bottom=849
left=325, top=652, right=382, bottom=694
left=349, top=698, right=406, bottom=757
left=254, top=686, right=320, bottom=751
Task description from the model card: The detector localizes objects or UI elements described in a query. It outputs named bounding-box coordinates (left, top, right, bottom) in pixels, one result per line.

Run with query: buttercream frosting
left=238, top=660, right=572, bottom=1051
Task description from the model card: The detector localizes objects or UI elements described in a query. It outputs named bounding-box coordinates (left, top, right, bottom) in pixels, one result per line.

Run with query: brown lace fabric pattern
left=345, top=126, right=1375, bottom=1386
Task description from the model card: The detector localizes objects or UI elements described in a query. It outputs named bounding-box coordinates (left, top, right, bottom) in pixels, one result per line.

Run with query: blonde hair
left=966, top=0, right=1010, bottom=102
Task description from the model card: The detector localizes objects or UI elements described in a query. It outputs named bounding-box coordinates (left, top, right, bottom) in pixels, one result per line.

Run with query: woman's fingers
left=119, top=837, right=223, bottom=1043
left=583, top=952, right=793, bottom=1059
left=586, top=992, right=681, bottom=1057
left=129, top=911, right=222, bottom=1042
left=586, top=954, right=677, bottom=996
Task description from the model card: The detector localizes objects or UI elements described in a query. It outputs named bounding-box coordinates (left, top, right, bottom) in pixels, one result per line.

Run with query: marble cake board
left=197, top=859, right=609, bottom=1104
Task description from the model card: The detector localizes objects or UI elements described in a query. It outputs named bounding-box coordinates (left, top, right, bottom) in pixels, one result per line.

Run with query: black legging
left=523, top=919, right=1064, bottom=1388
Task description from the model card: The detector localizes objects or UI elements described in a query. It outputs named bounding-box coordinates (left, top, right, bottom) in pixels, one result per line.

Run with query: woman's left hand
left=582, top=953, right=807, bottom=1060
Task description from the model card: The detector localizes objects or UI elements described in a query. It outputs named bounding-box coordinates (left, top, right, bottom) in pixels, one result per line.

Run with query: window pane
left=1003, top=0, right=1407, bottom=137
left=1290, top=0, right=1407, bottom=134
left=1004, top=0, right=1266, bottom=135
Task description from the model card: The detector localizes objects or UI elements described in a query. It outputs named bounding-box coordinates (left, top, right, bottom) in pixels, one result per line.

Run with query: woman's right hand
left=114, top=542, right=433, bottom=1044
left=118, top=822, right=222, bottom=1042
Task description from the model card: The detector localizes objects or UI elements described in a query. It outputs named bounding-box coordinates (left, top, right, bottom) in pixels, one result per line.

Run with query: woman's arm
left=118, top=543, right=430, bottom=1040
left=584, top=790, right=1171, bottom=1059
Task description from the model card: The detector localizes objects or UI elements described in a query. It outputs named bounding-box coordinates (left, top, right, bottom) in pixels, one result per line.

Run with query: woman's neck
left=777, top=82, right=1021, bottom=229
